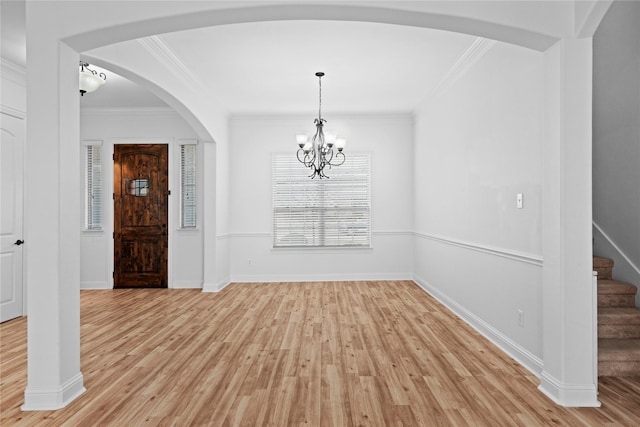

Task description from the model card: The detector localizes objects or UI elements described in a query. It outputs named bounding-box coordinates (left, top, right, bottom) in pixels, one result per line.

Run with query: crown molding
left=423, top=37, right=496, bottom=103
left=137, top=35, right=206, bottom=93
left=1, top=104, right=26, bottom=119
left=1, top=58, right=26, bottom=86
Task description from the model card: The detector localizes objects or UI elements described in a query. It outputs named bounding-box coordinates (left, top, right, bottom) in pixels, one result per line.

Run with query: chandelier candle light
left=79, top=61, right=106, bottom=96
left=296, top=72, right=346, bottom=179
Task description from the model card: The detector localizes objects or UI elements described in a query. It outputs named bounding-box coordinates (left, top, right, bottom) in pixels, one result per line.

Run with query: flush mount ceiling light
left=296, top=72, right=346, bottom=179
left=79, top=61, right=106, bottom=96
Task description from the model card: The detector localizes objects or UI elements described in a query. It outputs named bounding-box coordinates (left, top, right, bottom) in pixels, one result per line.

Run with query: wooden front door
left=114, top=144, right=168, bottom=288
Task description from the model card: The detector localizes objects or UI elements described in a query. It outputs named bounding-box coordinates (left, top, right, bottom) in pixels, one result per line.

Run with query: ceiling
left=145, top=20, right=477, bottom=114
left=2, top=0, right=480, bottom=114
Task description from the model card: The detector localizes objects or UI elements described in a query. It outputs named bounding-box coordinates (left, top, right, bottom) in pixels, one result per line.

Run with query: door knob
left=15, top=239, right=24, bottom=246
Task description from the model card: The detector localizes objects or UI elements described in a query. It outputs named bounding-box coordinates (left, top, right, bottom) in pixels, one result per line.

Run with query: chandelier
left=79, top=61, right=106, bottom=96
left=296, top=72, right=346, bottom=179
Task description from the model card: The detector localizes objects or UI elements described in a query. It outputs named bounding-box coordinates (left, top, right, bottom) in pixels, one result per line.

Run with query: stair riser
left=599, top=325, right=640, bottom=339
left=598, top=294, right=637, bottom=308
left=594, top=266, right=613, bottom=280
left=595, top=257, right=640, bottom=377
left=598, top=361, right=640, bottom=377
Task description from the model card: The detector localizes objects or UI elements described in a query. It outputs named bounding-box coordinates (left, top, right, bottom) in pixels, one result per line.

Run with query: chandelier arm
left=297, top=148, right=316, bottom=168
left=324, top=149, right=334, bottom=164
left=319, top=166, right=329, bottom=179
left=309, top=166, right=320, bottom=179
left=332, top=152, right=346, bottom=167
left=296, top=148, right=307, bottom=164
left=304, top=153, right=313, bottom=168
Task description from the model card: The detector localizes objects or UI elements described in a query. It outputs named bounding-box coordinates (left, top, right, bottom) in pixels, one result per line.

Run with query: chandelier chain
left=318, top=74, right=322, bottom=121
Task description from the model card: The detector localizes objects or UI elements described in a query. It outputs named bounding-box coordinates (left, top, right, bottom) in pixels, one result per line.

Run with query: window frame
left=272, top=152, right=371, bottom=249
left=83, top=140, right=103, bottom=231
left=179, top=140, right=198, bottom=229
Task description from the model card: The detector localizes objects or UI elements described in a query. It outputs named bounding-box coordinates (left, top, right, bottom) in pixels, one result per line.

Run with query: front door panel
left=114, top=144, right=168, bottom=288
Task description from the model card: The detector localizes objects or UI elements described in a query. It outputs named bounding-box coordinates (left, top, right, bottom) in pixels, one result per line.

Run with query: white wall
left=229, top=114, right=414, bottom=281
left=413, top=41, right=544, bottom=372
left=80, top=108, right=203, bottom=289
left=593, top=0, right=640, bottom=305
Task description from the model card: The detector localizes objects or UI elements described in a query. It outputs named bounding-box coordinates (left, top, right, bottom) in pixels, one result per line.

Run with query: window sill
left=177, top=227, right=200, bottom=232
left=82, top=229, right=103, bottom=236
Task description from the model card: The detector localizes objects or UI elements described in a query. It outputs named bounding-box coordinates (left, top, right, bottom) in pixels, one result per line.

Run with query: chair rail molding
left=414, top=232, right=543, bottom=266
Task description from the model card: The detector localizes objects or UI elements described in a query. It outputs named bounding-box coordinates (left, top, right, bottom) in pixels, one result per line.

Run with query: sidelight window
left=85, top=143, right=103, bottom=230
left=180, top=143, right=197, bottom=228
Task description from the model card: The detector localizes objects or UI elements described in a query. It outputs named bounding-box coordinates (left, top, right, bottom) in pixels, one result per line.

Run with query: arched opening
left=18, top=1, right=609, bottom=412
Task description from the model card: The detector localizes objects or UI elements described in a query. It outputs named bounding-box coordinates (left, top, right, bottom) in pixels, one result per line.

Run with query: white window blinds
left=180, top=144, right=197, bottom=228
left=85, top=145, right=102, bottom=230
left=272, top=153, right=371, bottom=248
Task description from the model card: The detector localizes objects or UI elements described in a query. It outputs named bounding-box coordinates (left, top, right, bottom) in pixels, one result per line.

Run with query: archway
left=22, top=0, right=608, bottom=410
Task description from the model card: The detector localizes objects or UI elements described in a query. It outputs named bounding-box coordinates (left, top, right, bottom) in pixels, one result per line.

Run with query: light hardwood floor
left=1, top=281, right=639, bottom=426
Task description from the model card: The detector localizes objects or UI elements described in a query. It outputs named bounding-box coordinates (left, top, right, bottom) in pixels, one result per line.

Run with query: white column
left=539, top=38, right=600, bottom=407
left=202, top=140, right=218, bottom=292
left=22, top=36, right=85, bottom=409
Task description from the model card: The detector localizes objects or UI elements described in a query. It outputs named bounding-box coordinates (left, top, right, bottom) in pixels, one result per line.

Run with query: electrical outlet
left=516, top=193, right=524, bottom=209
left=517, top=309, right=525, bottom=327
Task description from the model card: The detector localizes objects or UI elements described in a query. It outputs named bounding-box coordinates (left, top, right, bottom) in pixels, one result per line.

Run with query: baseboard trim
left=230, top=273, right=413, bottom=283
left=80, top=281, right=110, bottom=290
left=172, top=281, right=203, bottom=289
left=538, top=371, right=601, bottom=407
left=202, top=278, right=231, bottom=293
left=412, top=274, right=543, bottom=377
left=22, top=373, right=86, bottom=411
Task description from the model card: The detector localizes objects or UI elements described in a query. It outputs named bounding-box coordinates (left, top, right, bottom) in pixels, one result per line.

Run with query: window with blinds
left=85, top=145, right=102, bottom=230
left=272, top=153, right=371, bottom=248
left=180, top=144, right=197, bottom=228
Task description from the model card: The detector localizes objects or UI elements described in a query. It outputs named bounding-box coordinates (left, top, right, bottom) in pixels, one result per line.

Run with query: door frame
left=107, top=138, right=174, bottom=289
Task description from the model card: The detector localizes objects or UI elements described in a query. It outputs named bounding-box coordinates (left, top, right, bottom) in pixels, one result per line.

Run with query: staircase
left=595, top=256, right=640, bottom=376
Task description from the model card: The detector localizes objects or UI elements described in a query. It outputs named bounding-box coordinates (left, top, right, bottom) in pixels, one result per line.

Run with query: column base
left=22, top=372, right=85, bottom=411
left=202, top=279, right=231, bottom=293
left=538, top=371, right=601, bottom=407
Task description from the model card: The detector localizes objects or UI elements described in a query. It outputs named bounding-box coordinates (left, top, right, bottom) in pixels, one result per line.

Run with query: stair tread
left=599, top=307, right=640, bottom=324
left=599, top=339, right=640, bottom=361
left=597, top=279, right=638, bottom=294
left=593, top=256, right=614, bottom=268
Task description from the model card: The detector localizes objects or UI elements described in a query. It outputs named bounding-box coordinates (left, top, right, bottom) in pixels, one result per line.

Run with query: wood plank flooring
left=1, top=280, right=640, bottom=425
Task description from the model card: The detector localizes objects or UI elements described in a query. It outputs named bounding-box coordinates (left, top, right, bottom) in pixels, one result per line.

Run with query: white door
left=1, top=111, right=25, bottom=322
